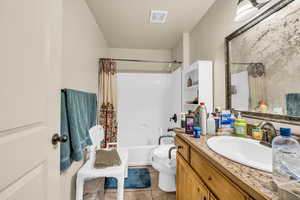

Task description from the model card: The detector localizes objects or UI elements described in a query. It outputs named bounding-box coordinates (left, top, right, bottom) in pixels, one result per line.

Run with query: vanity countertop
left=173, top=128, right=278, bottom=200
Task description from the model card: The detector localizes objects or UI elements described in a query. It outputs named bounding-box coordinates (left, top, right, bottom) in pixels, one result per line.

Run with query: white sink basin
left=206, top=136, right=272, bottom=173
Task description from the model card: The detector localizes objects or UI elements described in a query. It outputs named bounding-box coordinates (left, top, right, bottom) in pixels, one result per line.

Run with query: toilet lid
left=153, top=144, right=176, bottom=159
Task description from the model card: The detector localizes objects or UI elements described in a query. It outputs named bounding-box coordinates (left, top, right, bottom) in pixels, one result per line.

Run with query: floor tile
left=125, top=191, right=152, bottom=200
left=105, top=188, right=117, bottom=193
left=104, top=191, right=153, bottom=200
left=150, top=172, right=160, bottom=191
left=103, top=192, right=117, bottom=200
left=152, top=190, right=176, bottom=200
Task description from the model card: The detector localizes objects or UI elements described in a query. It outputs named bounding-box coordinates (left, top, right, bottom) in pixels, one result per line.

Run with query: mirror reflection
left=228, top=1, right=300, bottom=117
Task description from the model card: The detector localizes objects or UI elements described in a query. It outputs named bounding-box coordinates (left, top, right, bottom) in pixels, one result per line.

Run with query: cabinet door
left=177, top=154, right=209, bottom=200
left=188, top=169, right=209, bottom=200
left=177, top=154, right=189, bottom=200
left=210, top=193, right=218, bottom=200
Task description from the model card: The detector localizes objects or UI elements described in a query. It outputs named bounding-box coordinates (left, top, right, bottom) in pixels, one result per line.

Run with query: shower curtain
left=247, top=63, right=266, bottom=110
left=99, top=59, right=118, bottom=148
left=249, top=76, right=266, bottom=110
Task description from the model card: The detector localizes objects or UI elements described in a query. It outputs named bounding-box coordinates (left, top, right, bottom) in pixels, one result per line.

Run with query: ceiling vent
left=150, top=10, right=168, bottom=24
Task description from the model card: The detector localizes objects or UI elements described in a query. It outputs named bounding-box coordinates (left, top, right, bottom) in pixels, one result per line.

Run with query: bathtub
left=126, top=145, right=157, bottom=166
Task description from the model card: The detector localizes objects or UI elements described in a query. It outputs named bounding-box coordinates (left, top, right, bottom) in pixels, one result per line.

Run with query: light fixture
left=234, top=0, right=270, bottom=22
left=150, top=10, right=168, bottom=24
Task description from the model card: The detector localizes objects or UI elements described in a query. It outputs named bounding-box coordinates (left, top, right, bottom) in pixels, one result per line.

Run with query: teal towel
left=60, top=89, right=97, bottom=171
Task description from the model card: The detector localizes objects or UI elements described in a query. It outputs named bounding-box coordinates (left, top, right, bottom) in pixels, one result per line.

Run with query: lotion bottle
left=207, top=113, right=216, bottom=135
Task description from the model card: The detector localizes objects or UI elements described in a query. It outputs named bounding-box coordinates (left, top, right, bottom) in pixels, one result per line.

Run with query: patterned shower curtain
left=247, top=63, right=266, bottom=110
left=98, top=59, right=118, bottom=148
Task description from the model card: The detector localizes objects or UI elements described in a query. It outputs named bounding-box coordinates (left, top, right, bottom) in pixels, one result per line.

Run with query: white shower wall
left=117, top=73, right=171, bottom=147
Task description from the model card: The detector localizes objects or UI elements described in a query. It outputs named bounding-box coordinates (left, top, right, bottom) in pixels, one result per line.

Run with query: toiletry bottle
left=181, top=112, right=186, bottom=128
left=199, top=102, right=207, bottom=135
left=193, top=126, right=201, bottom=138
left=207, top=113, right=216, bottom=135
left=237, top=112, right=242, bottom=119
left=194, top=106, right=200, bottom=127
left=234, top=119, right=247, bottom=136
left=252, top=128, right=263, bottom=140
left=221, top=113, right=231, bottom=122
left=219, top=120, right=232, bottom=135
left=185, top=111, right=195, bottom=134
left=230, top=112, right=236, bottom=128
left=213, top=109, right=221, bottom=131
left=272, top=128, right=300, bottom=187
left=255, top=101, right=268, bottom=113
left=187, top=77, right=192, bottom=87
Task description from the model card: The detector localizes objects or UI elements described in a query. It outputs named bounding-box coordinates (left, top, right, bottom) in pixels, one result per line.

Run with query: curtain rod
left=100, top=58, right=182, bottom=64
left=231, top=62, right=264, bottom=65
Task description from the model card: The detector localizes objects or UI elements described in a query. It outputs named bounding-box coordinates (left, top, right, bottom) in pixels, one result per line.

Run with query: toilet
left=151, top=144, right=176, bottom=192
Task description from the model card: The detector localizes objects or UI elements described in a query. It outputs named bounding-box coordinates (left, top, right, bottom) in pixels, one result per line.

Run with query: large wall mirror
left=226, top=0, right=300, bottom=125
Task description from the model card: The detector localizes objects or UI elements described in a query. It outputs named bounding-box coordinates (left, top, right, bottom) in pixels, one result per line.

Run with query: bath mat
left=104, top=168, right=151, bottom=189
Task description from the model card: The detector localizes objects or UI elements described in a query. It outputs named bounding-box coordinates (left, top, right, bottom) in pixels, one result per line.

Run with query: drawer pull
left=203, top=197, right=207, bottom=200
left=208, top=176, right=212, bottom=181
left=177, top=146, right=183, bottom=149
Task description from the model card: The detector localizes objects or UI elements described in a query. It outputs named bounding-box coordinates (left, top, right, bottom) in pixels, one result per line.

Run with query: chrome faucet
left=257, top=121, right=277, bottom=147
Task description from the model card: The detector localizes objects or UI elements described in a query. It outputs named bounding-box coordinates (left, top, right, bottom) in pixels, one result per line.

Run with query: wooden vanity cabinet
left=209, top=194, right=217, bottom=200
left=177, top=154, right=209, bottom=200
left=175, top=136, right=190, bottom=162
left=176, top=136, right=250, bottom=200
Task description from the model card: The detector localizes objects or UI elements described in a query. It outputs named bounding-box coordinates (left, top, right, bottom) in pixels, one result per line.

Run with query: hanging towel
left=60, top=89, right=97, bottom=171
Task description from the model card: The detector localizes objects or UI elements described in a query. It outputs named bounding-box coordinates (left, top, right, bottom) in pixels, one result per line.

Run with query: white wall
left=117, top=73, right=171, bottom=147
left=61, top=0, right=108, bottom=199
left=62, top=0, right=108, bottom=93
left=172, top=40, right=183, bottom=63
left=189, top=0, right=243, bottom=108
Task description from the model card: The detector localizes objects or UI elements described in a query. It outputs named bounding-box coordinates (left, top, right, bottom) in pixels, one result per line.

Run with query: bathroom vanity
left=174, top=129, right=277, bottom=200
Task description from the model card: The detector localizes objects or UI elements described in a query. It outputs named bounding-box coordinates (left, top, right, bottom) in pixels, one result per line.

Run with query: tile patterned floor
left=104, top=166, right=176, bottom=200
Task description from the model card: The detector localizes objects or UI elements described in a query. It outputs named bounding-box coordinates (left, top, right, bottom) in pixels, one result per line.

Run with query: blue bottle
left=193, top=127, right=201, bottom=138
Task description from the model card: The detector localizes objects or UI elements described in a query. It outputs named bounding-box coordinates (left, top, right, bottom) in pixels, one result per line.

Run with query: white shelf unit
left=182, top=60, right=214, bottom=113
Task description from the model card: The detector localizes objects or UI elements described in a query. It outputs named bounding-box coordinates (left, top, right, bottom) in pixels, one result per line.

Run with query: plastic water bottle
left=272, top=128, right=300, bottom=187
left=207, top=113, right=216, bottom=135
left=199, top=102, right=207, bottom=135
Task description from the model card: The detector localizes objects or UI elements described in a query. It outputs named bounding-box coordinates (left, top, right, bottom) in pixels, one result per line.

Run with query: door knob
left=52, top=133, right=68, bottom=145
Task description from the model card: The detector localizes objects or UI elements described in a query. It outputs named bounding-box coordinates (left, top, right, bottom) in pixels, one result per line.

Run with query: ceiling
left=85, top=0, right=216, bottom=49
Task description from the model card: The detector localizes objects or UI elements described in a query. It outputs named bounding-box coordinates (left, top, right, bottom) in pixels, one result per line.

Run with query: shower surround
left=117, top=73, right=173, bottom=165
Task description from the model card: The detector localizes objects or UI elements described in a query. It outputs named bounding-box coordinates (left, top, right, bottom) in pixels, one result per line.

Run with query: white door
left=0, top=0, right=62, bottom=199
left=169, top=67, right=182, bottom=128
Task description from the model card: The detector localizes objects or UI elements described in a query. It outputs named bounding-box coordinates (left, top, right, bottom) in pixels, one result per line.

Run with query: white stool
left=76, top=125, right=128, bottom=200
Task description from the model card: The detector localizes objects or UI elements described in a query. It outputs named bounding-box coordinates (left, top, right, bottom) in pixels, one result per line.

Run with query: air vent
left=150, top=10, right=168, bottom=24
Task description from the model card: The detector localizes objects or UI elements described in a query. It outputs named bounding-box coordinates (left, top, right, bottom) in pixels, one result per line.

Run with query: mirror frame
left=225, top=0, right=300, bottom=125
